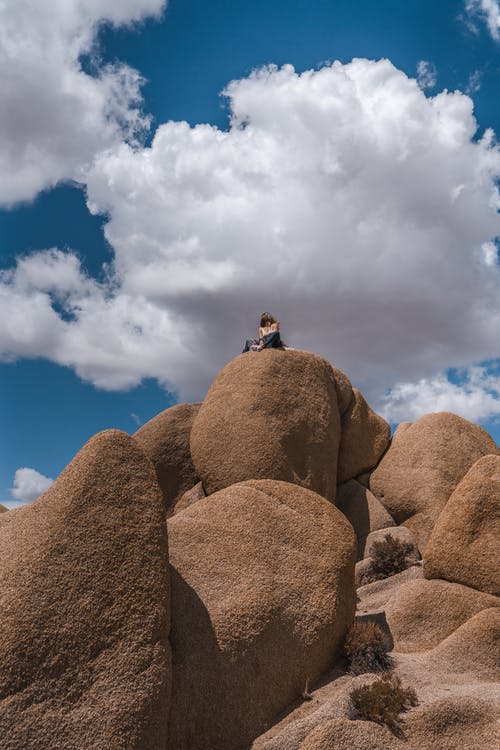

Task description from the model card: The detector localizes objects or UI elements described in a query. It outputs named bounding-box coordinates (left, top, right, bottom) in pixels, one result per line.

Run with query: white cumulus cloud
left=0, top=0, right=166, bottom=205
left=1, top=59, right=500, bottom=410
left=10, top=467, right=54, bottom=503
left=465, top=0, right=500, bottom=39
left=381, top=365, right=500, bottom=424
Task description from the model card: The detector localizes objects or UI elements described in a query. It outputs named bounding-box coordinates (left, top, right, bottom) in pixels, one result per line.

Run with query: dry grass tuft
left=371, top=534, right=416, bottom=578
left=350, top=672, right=417, bottom=730
left=344, top=621, right=393, bottom=675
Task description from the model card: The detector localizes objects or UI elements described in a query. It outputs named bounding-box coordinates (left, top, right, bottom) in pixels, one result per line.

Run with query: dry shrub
left=344, top=621, right=393, bottom=675
left=350, top=672, right=417, bottom=730
left=371, top=534, right=415, bottom=578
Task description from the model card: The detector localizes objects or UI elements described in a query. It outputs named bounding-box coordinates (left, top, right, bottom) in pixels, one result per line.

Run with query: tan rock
left=370, top=412, right=499, bottom=552
left=174, top=480, right=206, bottom=515
left=336, top=479, right=395, bottom=560
left=299, top=718, right=398, bottom=750
left=190, top=350, right=342, bottom=500
left=428, top=607, right=500, bottom=680
left=400, top=511, right=435, bottom=554
left=254, top=673, right=382, bottom=750
left=337, top=388, right=390, bottom=484
left=330, top=365, right=355, bottom=415
left=355, top=557, right=377, bottom=588
left=0, top=503, right=8, bottom=513
left=134, top=402, right=200, bottom=514
left=386, top=578, right=500, bottom=652
left=297, top=695, right=500, bottom=750
left=405, top=696, right=500, bottom=750
left=167, top=479, right=357, bottom=750
left=424, top=455, right=500, bottom=596
left=392, top=421, right=412, bottom=443
left=356, top=564, right=423, bottom=614
left=0, top=430, right=171, bottom=750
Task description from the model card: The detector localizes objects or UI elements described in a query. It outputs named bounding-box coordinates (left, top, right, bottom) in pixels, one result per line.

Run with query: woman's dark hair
left=260, top=312, right=276, bottom=327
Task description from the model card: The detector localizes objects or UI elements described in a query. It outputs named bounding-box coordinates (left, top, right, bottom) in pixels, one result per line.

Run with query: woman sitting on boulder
left=243, top=312, right=285, bottom=352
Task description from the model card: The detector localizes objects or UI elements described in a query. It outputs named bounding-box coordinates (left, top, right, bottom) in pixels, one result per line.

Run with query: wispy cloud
left=130, top=412, right=142, bottom=426
left=417, top=60, right=437, bottom=90
left=466, top=69, right=483, bottom=94
left=465, top=0, right=500, bottom=40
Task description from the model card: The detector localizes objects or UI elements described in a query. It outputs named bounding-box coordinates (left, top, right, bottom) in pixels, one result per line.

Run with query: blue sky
left=1, top=0, right=500, bottom=506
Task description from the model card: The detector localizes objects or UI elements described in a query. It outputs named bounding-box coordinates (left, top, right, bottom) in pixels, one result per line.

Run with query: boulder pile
left=0, top=348, right=498, bottom=749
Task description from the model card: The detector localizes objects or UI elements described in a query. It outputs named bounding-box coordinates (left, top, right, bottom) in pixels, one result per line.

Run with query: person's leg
left=263, top=331, right=282, bottom=349
left=243, top=338, right=257, bottom=353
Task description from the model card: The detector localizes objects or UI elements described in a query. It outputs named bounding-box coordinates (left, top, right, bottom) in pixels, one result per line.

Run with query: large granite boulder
left=424, top=455, right=500, bottom=595
left=386, top=578, right=500, bottom=652
left=134, top=402, right=201, bottom=514
left=336, top=479, right=395, bottom=560
left=427, top=607, right=500, bottom=680
left=370, top=412, right=499, bottom=551
left=337, top=388, right=390, bottom=484
left=190, top=350, right=342, bottom=500
left=166, top=479, right=357, bottom=750
left=0, top=430, right=171, bottom=750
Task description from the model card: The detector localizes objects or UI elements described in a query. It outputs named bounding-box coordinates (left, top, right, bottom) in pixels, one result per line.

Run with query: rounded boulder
left=166, top=479, right=357, bottom=750
left=336, top=479, right=395, bottom=560
left=0, top=430, right=171, bottom=750
left=386, top=578, right=500, bottom=652
left=424, top=455, right=500, bottom=595
left=370, top=412, right=499, bottom=552
left=134, top=402, right=201, bottom=514
left=190, top=350, right=342, bottom=500
left=337, top=388, right=390, bottom=484
left=426, top=607, right=500, bottom=680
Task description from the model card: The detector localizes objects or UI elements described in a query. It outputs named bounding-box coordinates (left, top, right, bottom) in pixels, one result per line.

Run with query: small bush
left=371, top=534, right=415, bottom=578
left=350, top=672, right=418, bottom=730
left=344, top=621, right=393, bottom=675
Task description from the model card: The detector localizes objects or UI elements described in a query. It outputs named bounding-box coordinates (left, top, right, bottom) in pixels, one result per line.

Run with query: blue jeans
left=242, top=330, right=282, bottom=353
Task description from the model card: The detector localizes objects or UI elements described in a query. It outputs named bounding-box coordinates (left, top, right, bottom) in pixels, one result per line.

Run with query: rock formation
left=370, top=412, right=499, bottom=551
left=0, top=430, right=171, bottom=750
left=134, top=402, right=201, bottom=514
left=337, top=388, right=390, bottom=484
left=426, top=607, right=500, bottom=680
left=190, top=350, right=343, bottom=500
left=386, top=578, right=500, bottom=651
left=166, top=479, right=357, bottom=750
left=336, top=479, right=395, bottom=560
left=2, top=349, right=499, bottom=750
left=424, top=454, right=500, bottom=595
